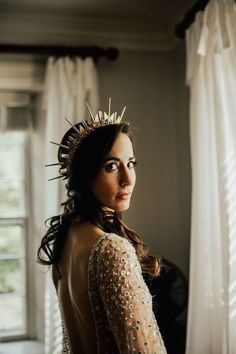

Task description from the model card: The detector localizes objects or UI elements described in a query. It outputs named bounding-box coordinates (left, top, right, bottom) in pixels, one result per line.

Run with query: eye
left=104, top=161, right=119, bottom=172
left=127, top=160, right=137, bottom=169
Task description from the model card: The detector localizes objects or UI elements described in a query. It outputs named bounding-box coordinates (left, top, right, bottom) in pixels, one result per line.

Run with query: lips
left=116, top=192, right=131, bottom=200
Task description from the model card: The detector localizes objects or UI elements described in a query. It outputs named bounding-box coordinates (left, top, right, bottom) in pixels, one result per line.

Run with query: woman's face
left=92, top=133, right=136, bottom=212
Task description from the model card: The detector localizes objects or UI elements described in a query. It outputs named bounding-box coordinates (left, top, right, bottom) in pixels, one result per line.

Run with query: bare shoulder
left=69, top=220, right=105, bottom=246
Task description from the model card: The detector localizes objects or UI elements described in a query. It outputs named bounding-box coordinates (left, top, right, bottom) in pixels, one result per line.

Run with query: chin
left=114, top=201, right=131, bottom=212
left=102, top=198, right=131, bottom=213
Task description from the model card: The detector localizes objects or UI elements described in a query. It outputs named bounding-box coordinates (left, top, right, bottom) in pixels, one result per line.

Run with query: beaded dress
left=56, top=232, right=167, bottom=354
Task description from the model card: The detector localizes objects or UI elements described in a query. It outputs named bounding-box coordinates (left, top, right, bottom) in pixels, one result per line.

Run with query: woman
left=38, top=101, right=167, bottom=354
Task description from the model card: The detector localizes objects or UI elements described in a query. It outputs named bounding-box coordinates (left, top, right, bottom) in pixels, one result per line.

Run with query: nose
left=119, top=165, right=135, bottom=187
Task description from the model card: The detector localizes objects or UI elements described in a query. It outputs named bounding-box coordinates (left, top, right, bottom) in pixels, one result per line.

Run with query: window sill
left=0, top=340, right=44, bottom=354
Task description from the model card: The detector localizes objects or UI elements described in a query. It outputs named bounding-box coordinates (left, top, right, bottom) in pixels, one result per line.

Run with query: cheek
left=92, top=173, right=117, bottom=201
left=132, top=170, right=136, bottom=185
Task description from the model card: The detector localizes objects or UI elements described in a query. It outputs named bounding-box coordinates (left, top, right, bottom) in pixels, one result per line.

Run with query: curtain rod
left=0, top=44, right=119, bottom=61
left=175, top=0, right=210, bottom=38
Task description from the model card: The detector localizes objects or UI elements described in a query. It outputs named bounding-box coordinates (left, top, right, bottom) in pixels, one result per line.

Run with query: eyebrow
left=104, top=156, right=135, bottom=162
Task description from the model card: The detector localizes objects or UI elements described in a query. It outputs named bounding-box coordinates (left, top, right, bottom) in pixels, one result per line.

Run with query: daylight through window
left=0, top=131, right=28, bottom=338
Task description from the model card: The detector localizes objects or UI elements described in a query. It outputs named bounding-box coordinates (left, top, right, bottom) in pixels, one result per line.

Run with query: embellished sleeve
left=98, top=235, right=167, bottom=354
left=61, top=319, right=72, bottom=353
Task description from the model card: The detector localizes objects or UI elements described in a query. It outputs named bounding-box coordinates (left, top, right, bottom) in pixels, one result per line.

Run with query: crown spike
left=50, top=141, right=70, bottom=150
left=48, top=99, right=128, bottom=182
left=86, top=102, right=95, bottom=122
left=94, top=113, right=99, bottom=122
left=45, top=162, right=61, bottom=167
left=108, top=97, right=111, bottom=117
left=97, top=110, right=102, bottom=119
left=81, top=120, right=88, bottom=129
left=59, top=168, right=67, bottom=174
left=64, top=117, right=80, bottom=133
left=48, top=175, right=64, bottom=181
left=60, top=153, right=69, bottom=159
left=119, top=106, right=126, bottom=120
left=68, top=135, right=76, bottom=142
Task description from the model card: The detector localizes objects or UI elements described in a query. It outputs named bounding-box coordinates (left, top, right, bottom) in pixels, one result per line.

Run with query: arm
left=98, top=235, right=167, bottom=354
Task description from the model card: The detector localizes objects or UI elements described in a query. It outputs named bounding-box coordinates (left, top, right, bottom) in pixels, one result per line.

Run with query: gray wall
left=98, top=44, right=191, bottom=276
left=0, top=43, right=191, bottom=344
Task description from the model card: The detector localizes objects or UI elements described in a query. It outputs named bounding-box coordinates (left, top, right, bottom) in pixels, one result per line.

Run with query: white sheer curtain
left=42, top=56, right=100, bottom=353
left=186, top=1, right=236, bottom=353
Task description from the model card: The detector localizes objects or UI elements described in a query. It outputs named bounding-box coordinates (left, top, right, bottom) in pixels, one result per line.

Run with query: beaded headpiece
left=46, top=98, right=126, bottom=181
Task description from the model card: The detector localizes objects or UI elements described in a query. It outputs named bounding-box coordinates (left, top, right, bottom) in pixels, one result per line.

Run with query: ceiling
left=0, top=0, right=196, bottom=52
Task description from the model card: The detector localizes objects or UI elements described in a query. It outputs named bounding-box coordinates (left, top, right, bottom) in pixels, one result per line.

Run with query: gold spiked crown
left=46, top=98, right=126, bottom=181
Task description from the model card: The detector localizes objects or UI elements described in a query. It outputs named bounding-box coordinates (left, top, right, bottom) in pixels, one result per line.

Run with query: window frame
left=0, top=118, right=35, bottom=342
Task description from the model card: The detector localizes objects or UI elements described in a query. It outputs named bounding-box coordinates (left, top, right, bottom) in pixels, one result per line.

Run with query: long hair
left=37, top=122, right=161, bottom=277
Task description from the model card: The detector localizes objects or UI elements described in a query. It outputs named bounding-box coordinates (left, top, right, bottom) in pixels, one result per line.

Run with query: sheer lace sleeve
left=61, top=319, right=72, bottom=353
left=98, top=234, right=167, bottom=354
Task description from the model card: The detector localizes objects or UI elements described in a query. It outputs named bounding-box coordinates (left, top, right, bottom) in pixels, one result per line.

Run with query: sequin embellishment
left=87, top=233, right=167, bottom=354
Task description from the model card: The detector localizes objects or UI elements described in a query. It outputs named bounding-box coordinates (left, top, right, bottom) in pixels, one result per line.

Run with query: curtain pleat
left=42, top=56, right=100, bottom=353
left=186, top=1, right=236, bottom=353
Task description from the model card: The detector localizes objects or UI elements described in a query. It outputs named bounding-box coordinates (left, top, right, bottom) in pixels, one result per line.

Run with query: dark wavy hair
left=37, top=122, right=161, bottom=277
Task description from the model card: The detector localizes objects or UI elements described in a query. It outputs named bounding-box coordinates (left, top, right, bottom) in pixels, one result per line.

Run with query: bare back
left=53, top=221, right=104, bottom=354
left=53, top=221, right=167, bottom=354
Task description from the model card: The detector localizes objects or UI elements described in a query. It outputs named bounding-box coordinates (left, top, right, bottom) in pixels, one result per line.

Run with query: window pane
left=0, top=225, right=23, bottom=256
left=0, top=259, right=25, bottom=294
left=0, top=119, right=29, bottom=339
left=0, top=132, right=25, bottom=217
left=0, top=182, right=25, bottom=217
left=7, top=107, right=31, bottom=131
left=0, top=142, right=24, bottom=180
left=0, top=295, right=25, bottom=332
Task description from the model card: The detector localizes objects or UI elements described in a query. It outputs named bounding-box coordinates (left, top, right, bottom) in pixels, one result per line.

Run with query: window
left=0, top=95, right=32, bottom=340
